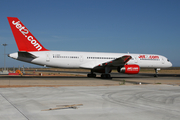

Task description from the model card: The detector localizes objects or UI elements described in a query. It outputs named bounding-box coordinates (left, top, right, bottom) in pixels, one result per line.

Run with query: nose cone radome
left=8, top=52, right=18, bottom=59
left=169, top=61, right=173, bottom=67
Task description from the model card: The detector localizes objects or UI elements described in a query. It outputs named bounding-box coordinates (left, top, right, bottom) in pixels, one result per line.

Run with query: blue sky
left=0, top=0, right=180, bottom=67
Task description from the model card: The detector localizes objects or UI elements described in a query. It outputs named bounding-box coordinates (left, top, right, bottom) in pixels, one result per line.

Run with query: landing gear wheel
left=87, top=73, right=96, bottom=78
left=154, top=74, right=158, bottom=77
left=101, top=74, right=111, bottom=79
left=154, top=68, right=159, bottom=77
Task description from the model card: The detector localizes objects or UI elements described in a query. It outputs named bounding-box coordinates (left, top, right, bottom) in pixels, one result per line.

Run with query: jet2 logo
left=138, top=55, right=159, bottom=60
left=12, top=20, right=42, bottom=51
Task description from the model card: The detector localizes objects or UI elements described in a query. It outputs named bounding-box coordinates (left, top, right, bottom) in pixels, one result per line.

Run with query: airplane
left=7, top=17, right=172, bottom=78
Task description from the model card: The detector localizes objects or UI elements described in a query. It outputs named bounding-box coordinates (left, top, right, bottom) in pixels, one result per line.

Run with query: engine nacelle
left=118, top=64, right=140, bottom=74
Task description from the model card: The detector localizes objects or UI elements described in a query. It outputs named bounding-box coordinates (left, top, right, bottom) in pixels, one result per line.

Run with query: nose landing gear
left=154, top=68, right=160, bottom=77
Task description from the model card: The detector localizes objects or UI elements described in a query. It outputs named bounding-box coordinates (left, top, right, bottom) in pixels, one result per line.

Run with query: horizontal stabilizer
left=18, top=51, right=37, bottom=58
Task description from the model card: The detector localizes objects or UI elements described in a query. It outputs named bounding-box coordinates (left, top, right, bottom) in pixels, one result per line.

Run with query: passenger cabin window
left=87, top=57, right=117, bottom=59
left=53, top=54, right=79, bottom=59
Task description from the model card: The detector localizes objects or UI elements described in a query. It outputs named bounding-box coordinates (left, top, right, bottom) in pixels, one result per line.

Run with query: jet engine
left=117, top=64, right=140, bottom=74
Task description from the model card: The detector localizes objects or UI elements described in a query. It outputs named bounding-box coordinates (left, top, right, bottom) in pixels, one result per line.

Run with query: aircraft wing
left=93, top=55, right=132, bottom=69
left=80, top=55, right=132, bottom=69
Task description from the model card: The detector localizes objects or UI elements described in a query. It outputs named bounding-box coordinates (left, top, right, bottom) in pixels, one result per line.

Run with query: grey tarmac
left=0, top=85, right=180, bottom=120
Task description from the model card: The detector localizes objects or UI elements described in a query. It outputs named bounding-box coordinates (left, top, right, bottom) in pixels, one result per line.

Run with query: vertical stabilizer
left=7, top=17, right=48, bottom=52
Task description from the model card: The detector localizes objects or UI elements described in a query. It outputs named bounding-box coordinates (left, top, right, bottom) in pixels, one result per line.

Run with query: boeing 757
left=7, top=17, right=172, bottom=78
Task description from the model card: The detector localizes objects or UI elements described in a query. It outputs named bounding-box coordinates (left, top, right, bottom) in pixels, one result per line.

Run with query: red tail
left=7, top=17, right=48, bottom=52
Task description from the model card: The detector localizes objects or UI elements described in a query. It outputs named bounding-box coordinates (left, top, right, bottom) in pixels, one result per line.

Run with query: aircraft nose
left=169, top=61, right=173, bottom=67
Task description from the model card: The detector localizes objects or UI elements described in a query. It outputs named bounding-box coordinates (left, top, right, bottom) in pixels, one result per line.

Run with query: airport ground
left=0, top=68, right=180, bottom=120
left=0, top=67, right=180, bottom=87
left=0, top=85, right=180, bottom=120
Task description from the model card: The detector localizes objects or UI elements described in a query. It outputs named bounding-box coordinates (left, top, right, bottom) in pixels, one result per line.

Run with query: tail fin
left=7, top=17, right=48, bottom=52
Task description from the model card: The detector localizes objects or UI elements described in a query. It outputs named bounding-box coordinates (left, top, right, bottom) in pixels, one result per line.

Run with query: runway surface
left=0, top=85, right=180, bottom=120
left=0, top=72, right=180, bottom=120
left=25, top=69, right=180, bottom=78
left=0, top=72, right=180, bottom=87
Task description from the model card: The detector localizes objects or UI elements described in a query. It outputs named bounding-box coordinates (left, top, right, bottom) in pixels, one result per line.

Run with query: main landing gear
left=87, top=68, right=111, bottom=79
left=101, top=67, right=112, bottom=79
left=87, top=73, right=111, bottom=79
left=101, top=74, right=111, bottom=79
left=87, top=70, right=96, bottom=78
left=87, top=73, right=96, bottom=78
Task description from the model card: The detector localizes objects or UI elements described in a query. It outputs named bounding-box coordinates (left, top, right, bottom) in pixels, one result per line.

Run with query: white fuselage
left=9, top=51, right=172, bottom=69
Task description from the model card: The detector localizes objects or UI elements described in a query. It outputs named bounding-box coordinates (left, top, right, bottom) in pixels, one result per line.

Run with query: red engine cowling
left=118, top=64, right=140, bottom=74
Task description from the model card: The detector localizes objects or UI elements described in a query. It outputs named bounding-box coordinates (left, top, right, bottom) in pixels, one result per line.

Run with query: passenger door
left=46, top=53, right=50, bottom=62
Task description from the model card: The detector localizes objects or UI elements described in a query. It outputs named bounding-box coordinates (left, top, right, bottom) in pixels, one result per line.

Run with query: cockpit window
left=167, top=59, right=170, bottom=62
